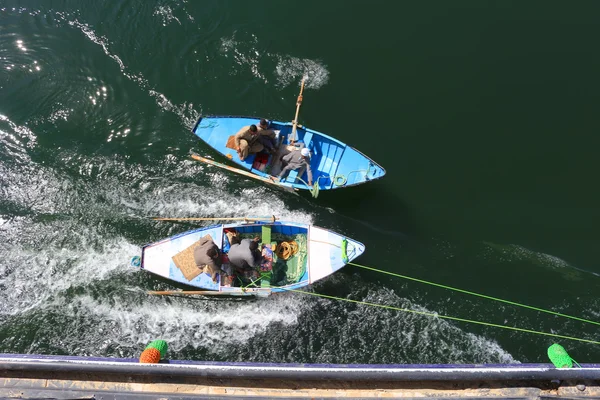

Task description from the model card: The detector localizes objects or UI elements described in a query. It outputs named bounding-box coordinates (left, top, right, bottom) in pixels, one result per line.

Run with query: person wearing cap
left=256, top=118, right=277, bottom=153
left=276, top=147, right=313, bottom=186
left=234, top=124, right=264, bottom=161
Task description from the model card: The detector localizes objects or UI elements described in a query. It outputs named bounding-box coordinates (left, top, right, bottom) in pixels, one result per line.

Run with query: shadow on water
left=310, top=180, right=419, bottom=240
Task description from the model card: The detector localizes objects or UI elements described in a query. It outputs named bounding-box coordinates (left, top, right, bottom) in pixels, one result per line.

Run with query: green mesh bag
left=548, top=343, right=573, bottom=368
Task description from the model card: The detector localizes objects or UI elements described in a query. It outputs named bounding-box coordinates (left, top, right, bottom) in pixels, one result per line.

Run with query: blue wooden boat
left=134, top=220, right=365, bottom=297
left=191, top=115, right=385, bottom=195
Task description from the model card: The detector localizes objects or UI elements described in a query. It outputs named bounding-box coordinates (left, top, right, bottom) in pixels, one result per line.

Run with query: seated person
left=193, top=236, right=224, bottom=283
left=234, top=124, right=263, bottom=161
left=275, top=147, right=313, bottom=186
left=256, top=118, right=277, bottom=153
left=219, top=261, right=235, bottom=287
left=228, top=236, right=262, bottom=280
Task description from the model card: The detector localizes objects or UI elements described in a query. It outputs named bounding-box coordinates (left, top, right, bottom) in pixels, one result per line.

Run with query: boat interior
left=220, top=224, right=308, bottom=288
left=247, top=121, right=345, bottom=188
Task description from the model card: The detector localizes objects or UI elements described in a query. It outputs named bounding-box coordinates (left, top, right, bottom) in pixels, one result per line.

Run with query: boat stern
left=140, top=226, right=224, bottom=291
left=192, top=116, right=263, bottom=168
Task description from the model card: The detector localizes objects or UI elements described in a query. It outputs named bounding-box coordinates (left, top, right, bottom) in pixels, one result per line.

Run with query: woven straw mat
left=171, top=234, right=212, bottom=281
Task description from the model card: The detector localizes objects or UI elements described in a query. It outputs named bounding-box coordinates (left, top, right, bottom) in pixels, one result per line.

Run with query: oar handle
left=189, top=152, right=296, bottom=193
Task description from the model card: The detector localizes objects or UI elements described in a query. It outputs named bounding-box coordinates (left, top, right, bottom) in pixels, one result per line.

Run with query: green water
left=1, top=0, right=600, bottom=364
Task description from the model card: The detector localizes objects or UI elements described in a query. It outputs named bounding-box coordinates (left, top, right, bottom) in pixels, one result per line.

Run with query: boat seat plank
left=261, top=225, right=271, bottom=245
left=285, top=170, right=299, bottom=183
left=302, top=132, right=313, bottom=147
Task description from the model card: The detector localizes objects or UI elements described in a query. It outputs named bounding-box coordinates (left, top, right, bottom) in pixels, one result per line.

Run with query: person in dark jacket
left=193, top=236, right=224, bottom=282
left=276, top=147, right=313, bottom=186
left=228, top=236, right=262, bottom=270
left=256, top=118, right=277, bottom=153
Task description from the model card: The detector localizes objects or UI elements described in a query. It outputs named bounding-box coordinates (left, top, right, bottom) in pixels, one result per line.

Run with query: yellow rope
left=309, top=239, right=341, bottom=247
left=308, top=241, right=600, bottom=328
left=295, top=240, right=600, bottom=343
left=275, top=240, right=298, bottom=260
left=283, top=288, right=600, bottom=346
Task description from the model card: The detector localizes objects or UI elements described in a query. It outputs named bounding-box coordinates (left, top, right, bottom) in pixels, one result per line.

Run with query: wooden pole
left=190, top=151, right=296, bottom=193
left=290, top=78, right=306, bottom=144
left=153, top=216, right=277, bottom=222
left=147, top=290, right=255, bottom=296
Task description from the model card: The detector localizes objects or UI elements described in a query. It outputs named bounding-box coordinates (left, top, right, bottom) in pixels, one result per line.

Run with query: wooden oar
left=190, top=151, right=296, bottom=193
left=148, top=290, right=255, bottom=297
left=153, top=216, right=277, bottom=222
left=290, top=77, right=306, bottom=144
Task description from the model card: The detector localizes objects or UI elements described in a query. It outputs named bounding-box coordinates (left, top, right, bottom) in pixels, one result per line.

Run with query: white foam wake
left=219, top=33, right=330, bottom=90
left=65, top=17, right=200, bottom=129
left=52, top=293, right=305, bottom=355
left=0, top=151, right=314, bottom=320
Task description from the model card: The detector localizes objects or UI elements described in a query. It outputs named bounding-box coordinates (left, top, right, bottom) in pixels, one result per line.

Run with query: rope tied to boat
left=347, top=261, right=600, bottom=328
left=282, top=288, right=600, bottom=346
left=298, top=240, right=600, bottom=347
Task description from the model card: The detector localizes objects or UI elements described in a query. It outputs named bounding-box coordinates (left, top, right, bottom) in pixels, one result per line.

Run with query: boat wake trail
left=0, top=10, right=320, bottom=358
left=62, top=14, right=200, bottom=130
left=0, top=147, right=314, bottom=355
left=0, top=217, right=138, bottom=317
left=482, top=241, right=600, bottom=279
left=224, top=274, right=517, bottom=364
left=48, top=292, right=305, bottom=356
left=0, top=114, right=37, bottom=165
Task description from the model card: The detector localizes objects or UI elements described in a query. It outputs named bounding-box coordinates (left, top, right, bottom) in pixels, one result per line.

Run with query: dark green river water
left=1, top=0, right=600, bottom=364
